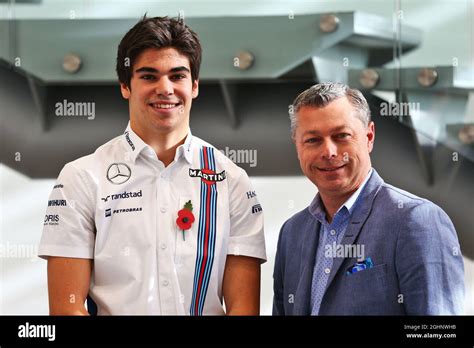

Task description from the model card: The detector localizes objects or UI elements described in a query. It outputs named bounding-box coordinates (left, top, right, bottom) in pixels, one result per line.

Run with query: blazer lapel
left=293, top=213, right=320, bottom=315
left=323, top=170, right=385, bottom=293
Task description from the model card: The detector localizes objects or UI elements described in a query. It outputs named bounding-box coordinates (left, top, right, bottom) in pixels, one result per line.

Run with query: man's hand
left=222, top=255, right=261, bottom=315
left=47, top=257, right=92, bottom=315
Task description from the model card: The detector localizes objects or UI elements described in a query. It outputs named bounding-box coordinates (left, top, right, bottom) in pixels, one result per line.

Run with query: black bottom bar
left=1, top=316, right=473, bottom=346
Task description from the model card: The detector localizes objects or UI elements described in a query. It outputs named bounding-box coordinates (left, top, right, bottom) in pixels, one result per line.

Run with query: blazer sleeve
left=272, top=220, right=288, bottom=316
left=395, top=201, right=465, bottom=314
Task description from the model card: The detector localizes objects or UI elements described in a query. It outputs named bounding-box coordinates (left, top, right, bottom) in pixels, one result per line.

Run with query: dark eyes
left=140, top=74, right=155, bottom=80
left=336, top=133, right=351, bottom=139
left=139, top=74, right=186, bottom=81
left=170, top=74, right=186, bottom=80
left=304, top=138, right=320, bottom=144
left=303, top=133, right=351, bottom=144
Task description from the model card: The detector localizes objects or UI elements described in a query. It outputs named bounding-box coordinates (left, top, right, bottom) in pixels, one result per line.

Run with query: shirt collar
left=309, top=168, right=374, bottom=222
left=343, top=168, right=373, bottom=214
left=123, top=122, right=194, bottom=165
left=175, top=129, right=194, bottom=164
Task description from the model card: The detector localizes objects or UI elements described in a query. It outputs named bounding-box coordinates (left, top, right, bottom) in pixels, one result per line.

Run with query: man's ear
left=120, top=83, right=131, bottom=99
left=367, top=121, right=375, bottom=153
left=192, top=79, right=199, bottom=99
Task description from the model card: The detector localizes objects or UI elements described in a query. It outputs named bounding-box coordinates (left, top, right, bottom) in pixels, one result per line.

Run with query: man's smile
left=148, top=101, right=182, bottom=111
left=315, top=163, right=347, bottom=172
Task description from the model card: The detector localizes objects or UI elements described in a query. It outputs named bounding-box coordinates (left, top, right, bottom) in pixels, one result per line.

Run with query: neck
left=131, top=122, right=188, bottom=167
left=319, top=191, right=354, bottom=224
left=319, top=167, right=371, bottom=223
left=153, top=136, right=186, bottom=167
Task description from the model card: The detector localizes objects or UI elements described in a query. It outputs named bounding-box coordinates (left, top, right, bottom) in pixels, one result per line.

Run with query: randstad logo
left=101, top=190, right=142, bottom=203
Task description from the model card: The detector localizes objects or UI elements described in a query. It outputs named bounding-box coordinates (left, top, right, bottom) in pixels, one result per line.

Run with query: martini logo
left=189, top=169, right=226, bottom=184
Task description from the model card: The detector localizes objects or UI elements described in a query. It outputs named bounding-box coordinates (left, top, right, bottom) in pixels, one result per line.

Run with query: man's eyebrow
left=302, top=130, right=320, bottom=136
left=170, top=66, right=190, bottom=73
left=302, top=126, right=351, bottom=136
left=330, top=126, right=352, bottom=133
left=135, top=67, right=158, bottom=74
left=134, top=66, right=190, bottom=74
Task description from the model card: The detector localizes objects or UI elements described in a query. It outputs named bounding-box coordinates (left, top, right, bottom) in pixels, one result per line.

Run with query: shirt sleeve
left=38, top=162, right=96, bottom=260
left=227, top=167, right=266, bottom=262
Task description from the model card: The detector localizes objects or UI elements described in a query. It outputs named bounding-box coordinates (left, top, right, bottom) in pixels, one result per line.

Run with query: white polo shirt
left=39, top=123, right=266, bottom=315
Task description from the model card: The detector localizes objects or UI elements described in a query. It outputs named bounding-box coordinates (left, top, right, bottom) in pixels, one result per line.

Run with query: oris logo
left=44, top=215, right=60, bottom=226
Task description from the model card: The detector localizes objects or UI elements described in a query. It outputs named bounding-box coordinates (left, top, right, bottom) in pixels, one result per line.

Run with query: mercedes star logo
left=106, top=163, right=131, bottom=185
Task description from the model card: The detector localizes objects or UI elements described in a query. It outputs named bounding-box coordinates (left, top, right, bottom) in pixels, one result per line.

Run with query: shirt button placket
left=156, top=170, right=173, bottom=314
left=327, top=228, right=337, bottom=277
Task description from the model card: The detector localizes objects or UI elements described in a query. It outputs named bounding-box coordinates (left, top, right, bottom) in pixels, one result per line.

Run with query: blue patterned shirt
left=309, top=169, right=373, bottom=315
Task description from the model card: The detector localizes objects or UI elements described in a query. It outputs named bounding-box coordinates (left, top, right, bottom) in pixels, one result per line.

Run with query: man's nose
left=321, top=139, right=338, bottom=160
left=155, top=77, right=173, bottom=96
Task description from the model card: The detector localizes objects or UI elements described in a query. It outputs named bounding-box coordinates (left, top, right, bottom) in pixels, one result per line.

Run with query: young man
left=39, top=16, right=266, bottom=315
left=273, top=82, right=464, bottom=315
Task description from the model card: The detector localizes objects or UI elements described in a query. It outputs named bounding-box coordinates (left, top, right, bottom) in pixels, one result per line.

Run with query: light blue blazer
left=273, top=169, right=465, bottom=315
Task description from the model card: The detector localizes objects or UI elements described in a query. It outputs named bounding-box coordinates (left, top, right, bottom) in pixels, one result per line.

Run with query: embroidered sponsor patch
left=106, top=163, right=131, bottom=185
left=251, top=204, right=262, bottom=214
left=246, top=190, right=256, bottom=199
left=189, top=168, right=226, bottom=184
left=104, top=207, right=143, bottom=217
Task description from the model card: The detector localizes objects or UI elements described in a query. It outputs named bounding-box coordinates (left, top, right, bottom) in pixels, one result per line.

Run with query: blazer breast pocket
left=341, top=263, right=389, bottom=314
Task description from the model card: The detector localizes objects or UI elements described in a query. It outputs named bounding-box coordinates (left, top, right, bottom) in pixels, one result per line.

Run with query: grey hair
left=289, top=82, right=371, bottom=138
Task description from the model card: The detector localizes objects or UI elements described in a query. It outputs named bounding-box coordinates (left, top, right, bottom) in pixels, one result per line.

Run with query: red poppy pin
left=176, top=200, right=195, bottom=241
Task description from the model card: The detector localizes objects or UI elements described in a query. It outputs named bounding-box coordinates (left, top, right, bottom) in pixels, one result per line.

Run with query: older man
left=273, top=82, right=464, bottom=315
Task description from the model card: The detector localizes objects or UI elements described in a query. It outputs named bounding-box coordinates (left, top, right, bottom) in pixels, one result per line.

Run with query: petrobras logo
left=44, top=214, right=60, bottom=226
left=101, top=190, right=142, bottom=203
left=189, top=169, right=226, bottom=184
left=105, top=207, right=142, bottom=217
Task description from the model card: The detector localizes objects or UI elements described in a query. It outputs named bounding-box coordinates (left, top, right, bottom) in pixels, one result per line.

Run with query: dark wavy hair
left=116, top=15, right=202, bottom=89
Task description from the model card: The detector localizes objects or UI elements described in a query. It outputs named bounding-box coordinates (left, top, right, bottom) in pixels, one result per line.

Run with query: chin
left=315, top=178, right=347, bottom=191
left=151, top=117, right=175, bottom=127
